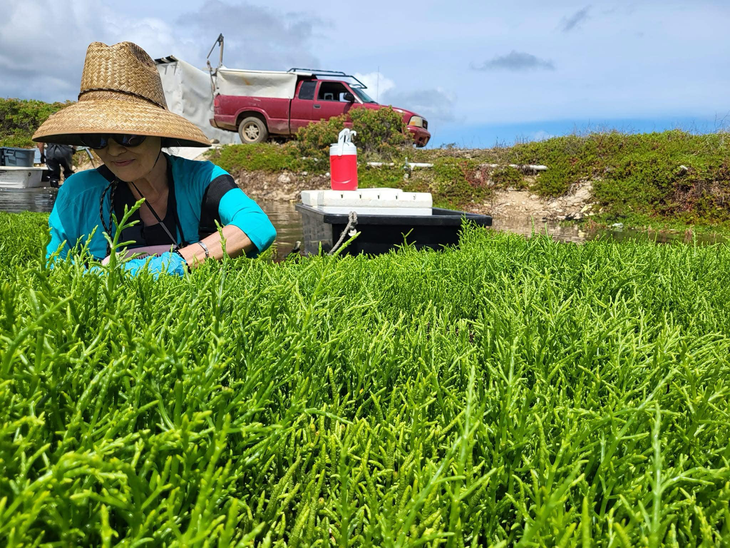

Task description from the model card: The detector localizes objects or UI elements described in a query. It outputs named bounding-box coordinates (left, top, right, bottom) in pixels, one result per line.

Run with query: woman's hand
left=177, top=225, right=255, bottom=268
left=102, top=244, right=176, bottom=265
left=121, top=252, right=187, bottom=278
left=99, top=225, right=255, bottom=273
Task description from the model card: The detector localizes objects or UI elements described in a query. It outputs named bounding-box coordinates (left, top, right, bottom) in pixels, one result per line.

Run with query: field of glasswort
left=1, top=212, right=729, bottom=547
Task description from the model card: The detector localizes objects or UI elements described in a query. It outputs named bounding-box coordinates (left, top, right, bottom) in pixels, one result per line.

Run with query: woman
left=33, top=41, right=276, bottom=276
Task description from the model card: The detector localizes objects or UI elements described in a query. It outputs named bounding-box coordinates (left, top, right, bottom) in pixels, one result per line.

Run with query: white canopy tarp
left=215, top=68, right=301, bottom=99
left=156, top=56, right=240, bottom=157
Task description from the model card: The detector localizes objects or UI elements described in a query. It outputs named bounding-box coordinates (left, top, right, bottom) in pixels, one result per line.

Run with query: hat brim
left=32, top=99, right=212, bottom=148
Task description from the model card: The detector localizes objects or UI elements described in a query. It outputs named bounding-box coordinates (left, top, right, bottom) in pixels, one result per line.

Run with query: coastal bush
left=293, top=115, right=347, bottom=160
left=295, top=107, right=409, bottom=161
left=590, top=133, right=730, bottom=223
left=358, top=164, right=405, bottom=189
left=2, top=217, right=729, bottom=546
left=0, top=98, right=72, bottom=148
left=206, top=142, right=302, bottom=173
left=490, top=165, right=525, bottom=189
left=349, top=106, right=409, bottom=159
left=508, top=130, right=730, bottom=223
left=431, top=157, right=490, bottom=208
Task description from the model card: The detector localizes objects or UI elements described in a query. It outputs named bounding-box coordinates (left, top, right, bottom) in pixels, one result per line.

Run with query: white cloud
left=0, top=0, right=184, bottom=101
left=381, top=88, right=457, bottom=131
left=0, top=0, right=325, bottom=102
left=353, top=72, right=395, bottom=102
left=0, top=0, right=99, bottom=100
left=174, top=0, right=326, bottom=70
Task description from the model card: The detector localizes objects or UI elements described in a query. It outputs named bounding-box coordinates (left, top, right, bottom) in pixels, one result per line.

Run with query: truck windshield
left=352, top=87, right=377, bottom=104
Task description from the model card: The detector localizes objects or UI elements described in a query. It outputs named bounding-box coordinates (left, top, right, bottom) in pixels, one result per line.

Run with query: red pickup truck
left=209, top=69, right=430, bottom=147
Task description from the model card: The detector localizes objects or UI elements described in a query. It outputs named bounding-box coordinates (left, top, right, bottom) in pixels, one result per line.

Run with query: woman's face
left=95, top=136, right=162, bottom=182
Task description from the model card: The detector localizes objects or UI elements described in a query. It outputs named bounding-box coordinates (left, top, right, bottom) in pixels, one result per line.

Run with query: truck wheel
left=238, top=116, right=269, bottom=144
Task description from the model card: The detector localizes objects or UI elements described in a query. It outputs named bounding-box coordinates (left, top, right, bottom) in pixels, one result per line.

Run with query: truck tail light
left=214, top=94, right=220, bottom=113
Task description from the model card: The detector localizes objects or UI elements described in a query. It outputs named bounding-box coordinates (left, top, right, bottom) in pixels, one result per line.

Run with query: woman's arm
left=177, top=224, right=255, bottom=268
left=172, top=161, right=276, bottom=269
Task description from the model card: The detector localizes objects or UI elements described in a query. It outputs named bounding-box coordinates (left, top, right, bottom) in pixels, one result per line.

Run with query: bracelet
left=197, top=241, right=210, bottom=259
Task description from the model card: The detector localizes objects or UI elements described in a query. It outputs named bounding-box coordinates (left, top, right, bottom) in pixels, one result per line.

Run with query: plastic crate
left=0, top=147, right=36, bottom=167
left=295, top=203, right=492, bottom=256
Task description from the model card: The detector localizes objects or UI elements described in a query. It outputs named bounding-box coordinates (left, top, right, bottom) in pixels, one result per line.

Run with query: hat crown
left=79, top=42, right=167, bottom=109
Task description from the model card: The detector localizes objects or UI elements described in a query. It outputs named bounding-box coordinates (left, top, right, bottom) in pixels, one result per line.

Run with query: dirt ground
left=231, top=169, right=596, bottom=222
left=474, top=181, right=594, bottom=221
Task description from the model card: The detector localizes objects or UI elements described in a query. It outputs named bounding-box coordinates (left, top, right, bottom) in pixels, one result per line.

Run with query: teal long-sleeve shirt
left=47, top=155, right=276, bottom=260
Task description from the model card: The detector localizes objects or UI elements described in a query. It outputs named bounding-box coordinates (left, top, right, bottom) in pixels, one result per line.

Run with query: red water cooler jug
left=330, top=129, right=358, bottom=190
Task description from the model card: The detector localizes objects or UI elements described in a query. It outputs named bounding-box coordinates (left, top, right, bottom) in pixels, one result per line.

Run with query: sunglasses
left=80, top=134, right=147, bottom=150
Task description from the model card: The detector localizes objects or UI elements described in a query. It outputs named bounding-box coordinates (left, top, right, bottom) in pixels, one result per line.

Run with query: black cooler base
left=295, top=204, right=492, bottom=256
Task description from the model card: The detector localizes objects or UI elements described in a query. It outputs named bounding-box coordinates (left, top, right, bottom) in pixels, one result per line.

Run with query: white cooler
left=300, top=188, right=432, bottom=216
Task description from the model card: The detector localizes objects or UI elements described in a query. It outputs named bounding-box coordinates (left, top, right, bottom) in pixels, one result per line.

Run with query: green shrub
left=358, top=164, right=406, bottom=188
left=431, top=157, right=490, bottom=208
left=293, top=114, right=348, bottom=159
left=491, top=166, right=526, bottom=189
left=0, top=98, right=72, bottom=147
left=295, top=107, right=409, bottom=161
left=206, top=142, right=302, bottom=173
left=349, top=106, right=409, bottom=159
left=506, top=130, right=730, bottom=224
left=588, top=132, right=730, bottom=223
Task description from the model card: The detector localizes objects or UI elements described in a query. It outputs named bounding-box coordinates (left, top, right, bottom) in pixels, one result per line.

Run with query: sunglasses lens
left=79, top=134, right=147, bottom=149
left=80, top=135, right=108, bottom=150
left=114, top=135, right=147, bottom=147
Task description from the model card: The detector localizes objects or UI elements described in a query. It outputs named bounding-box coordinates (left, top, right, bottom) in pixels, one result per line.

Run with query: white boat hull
left=0, top=167, right=46, bottom=189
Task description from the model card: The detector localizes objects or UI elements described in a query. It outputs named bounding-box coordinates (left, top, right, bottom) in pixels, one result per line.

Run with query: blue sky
left=1, top=0, right=728, bottom=148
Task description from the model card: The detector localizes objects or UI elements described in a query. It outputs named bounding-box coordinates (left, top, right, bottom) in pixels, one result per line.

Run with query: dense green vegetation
left=208, top=130, right=730, bottom=228
left=508, top=131, right=730, bottom=223
left=0, top=98, right=72, bottom=148
left=1, top=211, right=729, bottom=546
left=291, top=107, right=409, bottom=161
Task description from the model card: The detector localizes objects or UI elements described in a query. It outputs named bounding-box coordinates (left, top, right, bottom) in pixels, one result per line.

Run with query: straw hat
left=33, top=41, right=211, bottom=147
